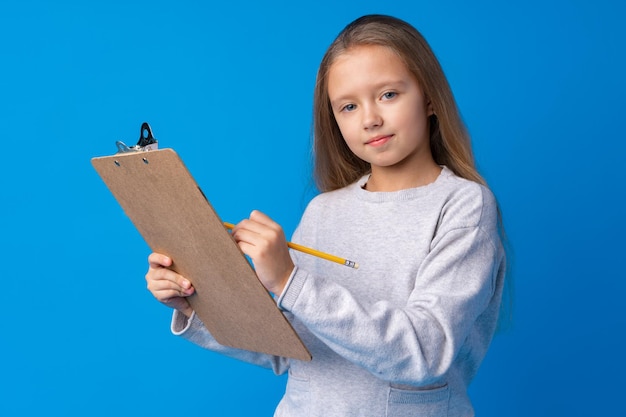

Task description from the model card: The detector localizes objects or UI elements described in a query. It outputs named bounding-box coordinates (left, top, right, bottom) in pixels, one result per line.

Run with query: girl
left=146, top=14, right=507, bottom=417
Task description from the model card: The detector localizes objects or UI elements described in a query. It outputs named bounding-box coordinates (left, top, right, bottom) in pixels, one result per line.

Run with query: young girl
left=146, top=14, right=506, bottom=417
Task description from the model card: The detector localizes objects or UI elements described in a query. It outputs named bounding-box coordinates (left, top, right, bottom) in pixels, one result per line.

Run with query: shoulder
left=436, top=168, right=498, bottom=232
left=290, top=181, right=360, bottom=242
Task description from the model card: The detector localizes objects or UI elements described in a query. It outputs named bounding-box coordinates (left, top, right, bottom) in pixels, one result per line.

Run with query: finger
left=249, top=210, right=276, bottom=227
left=155, top=284, right=195, bottom=299
left=231, top=225, right=260, bottom=247
left=236, top=214, right=283, bottom=244
left=234, top=219, right=265, bottom=237
left=231, top=221, right=262, bottom=247
left=154, top=287, right=195, bottom=304
left=235, top=240, right=257, bottom=259
left=234, top=227, right=285, bottom=262
left=148, top=252, right=172, bottom=268
left=146, top=263, right=193, bottom=291
left=147, top=270, right=194, bottom=297
left=236, top=211, right=280, bottom=234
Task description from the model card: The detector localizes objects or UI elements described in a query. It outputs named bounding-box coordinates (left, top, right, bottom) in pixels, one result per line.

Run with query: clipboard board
left=91, top=126, right=310, bottom=361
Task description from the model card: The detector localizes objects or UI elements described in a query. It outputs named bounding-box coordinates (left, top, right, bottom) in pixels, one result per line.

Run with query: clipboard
left=91, top=124, right=311, bottom=361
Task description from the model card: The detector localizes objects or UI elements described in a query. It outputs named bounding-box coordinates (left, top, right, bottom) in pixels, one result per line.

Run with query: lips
left=365, top=134, right=393, bottom=147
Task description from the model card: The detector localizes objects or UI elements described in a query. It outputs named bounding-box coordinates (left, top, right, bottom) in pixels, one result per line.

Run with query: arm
left=278, top=223, right=503, bottom=386
left=170, top=309, right=291, bottom=375
left=145, top=252, right=291, bottom=375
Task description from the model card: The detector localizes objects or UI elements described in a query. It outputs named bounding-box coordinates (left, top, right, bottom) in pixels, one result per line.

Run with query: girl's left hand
left=230, top=210, right=294, bottom=296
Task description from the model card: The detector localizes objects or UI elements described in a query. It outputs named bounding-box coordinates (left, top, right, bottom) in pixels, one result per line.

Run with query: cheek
left=398, top=107, right=429, bottom=136
left=334, top=119, right=361, bottom=155
left=334, top=117, right=355, bottom=143
left=340, top=128, right=361, bottom=154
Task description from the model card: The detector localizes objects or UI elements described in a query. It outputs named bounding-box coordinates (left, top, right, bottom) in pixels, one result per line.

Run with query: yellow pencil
left=223, top=222, right=359, bottom=269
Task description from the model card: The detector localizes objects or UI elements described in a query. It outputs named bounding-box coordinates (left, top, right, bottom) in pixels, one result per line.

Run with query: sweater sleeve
left=277, top=206, right=503, bottom=386
left=171, top=310, right=291, bottom=376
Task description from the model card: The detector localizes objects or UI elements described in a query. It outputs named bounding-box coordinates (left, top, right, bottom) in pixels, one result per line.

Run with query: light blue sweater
left=172, top=167, right=506, bottom=416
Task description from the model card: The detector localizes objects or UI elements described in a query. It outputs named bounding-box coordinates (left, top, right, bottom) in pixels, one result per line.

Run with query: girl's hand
left=145, top=253, right=195, bottom=318
left=230, top=210, right=294, bottom=296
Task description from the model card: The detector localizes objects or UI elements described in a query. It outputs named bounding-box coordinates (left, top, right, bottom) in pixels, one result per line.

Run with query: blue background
left=1, top=0, right=624, bottom=415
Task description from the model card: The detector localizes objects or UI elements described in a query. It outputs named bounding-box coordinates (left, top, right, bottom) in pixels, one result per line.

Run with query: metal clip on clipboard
left=115, top=122, right=158, bottom=153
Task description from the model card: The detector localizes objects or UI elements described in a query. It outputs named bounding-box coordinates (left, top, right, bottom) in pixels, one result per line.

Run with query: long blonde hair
left=313, top=14, right=484, bottom=191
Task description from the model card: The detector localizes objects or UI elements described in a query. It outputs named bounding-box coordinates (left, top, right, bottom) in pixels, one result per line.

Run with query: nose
left=362, top=104, right=382, bottom=130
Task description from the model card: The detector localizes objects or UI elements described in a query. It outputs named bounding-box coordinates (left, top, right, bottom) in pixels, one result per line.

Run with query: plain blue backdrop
left=1, top=0, right=624, bottom=415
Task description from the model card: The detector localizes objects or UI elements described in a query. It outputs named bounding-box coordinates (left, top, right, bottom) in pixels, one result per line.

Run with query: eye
left=341, top=103, right=357, bottom=112
left=382, top=91, right=397, bottom=100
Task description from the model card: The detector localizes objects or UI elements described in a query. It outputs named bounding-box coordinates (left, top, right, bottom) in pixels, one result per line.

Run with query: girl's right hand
left=145, top=252, right=195, bottom=318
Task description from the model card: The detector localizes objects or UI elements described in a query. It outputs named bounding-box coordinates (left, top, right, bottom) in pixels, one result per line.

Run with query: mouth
left=365, top=134, right=393, bottom=147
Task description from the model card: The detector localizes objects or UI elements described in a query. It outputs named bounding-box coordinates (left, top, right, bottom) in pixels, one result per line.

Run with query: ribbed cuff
left=171, top=309, right=196, bottom=335
left=277, top=266, right=307, bottom=312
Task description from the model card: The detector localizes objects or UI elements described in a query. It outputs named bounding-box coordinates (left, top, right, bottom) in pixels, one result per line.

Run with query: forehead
left=327, top=45, right=412, bottom=96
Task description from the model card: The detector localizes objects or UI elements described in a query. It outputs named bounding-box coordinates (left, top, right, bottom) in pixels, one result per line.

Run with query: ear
left=426, top=99, right=435, bottom=116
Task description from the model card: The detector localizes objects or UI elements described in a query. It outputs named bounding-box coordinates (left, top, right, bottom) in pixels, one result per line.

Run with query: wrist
left=270, top=265, right=296, bottom=297
left=179, top=305, right=194, bottom=318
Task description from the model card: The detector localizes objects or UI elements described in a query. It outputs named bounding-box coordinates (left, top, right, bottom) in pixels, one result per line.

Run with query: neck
left=365, top=160, right=442, bottom=192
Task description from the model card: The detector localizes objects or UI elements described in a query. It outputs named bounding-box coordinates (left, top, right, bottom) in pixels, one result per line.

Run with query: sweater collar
left=353, top=166, right=452, bottom=202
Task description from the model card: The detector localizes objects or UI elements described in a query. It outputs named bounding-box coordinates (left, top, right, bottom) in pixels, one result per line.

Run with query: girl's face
left=327, top=45, right=436, bottom=189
